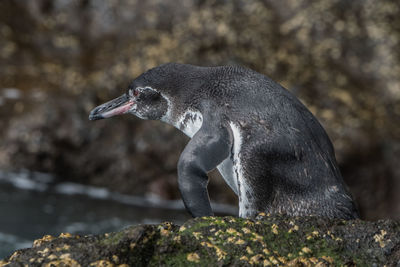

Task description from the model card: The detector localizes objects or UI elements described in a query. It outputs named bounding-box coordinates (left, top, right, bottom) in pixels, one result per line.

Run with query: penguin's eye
left=130, top=88, right=139, bottom=97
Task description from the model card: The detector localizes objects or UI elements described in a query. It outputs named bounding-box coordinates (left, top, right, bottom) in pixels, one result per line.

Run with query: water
left=0, top=170, right=237, bottom=258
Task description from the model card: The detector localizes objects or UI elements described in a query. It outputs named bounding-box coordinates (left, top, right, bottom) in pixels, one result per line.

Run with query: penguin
left=89, top=63, right=359, bottom=220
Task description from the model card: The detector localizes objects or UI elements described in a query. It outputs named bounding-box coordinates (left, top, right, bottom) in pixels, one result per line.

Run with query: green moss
left=98, top=231, right=125, bottom=246
left=152, top=216, right=397, bottom=266
left=3, top=215, right=400, bottom=266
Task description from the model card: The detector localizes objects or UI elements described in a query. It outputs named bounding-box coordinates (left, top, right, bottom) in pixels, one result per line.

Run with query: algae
left=1, top=215, right=399, bottom=266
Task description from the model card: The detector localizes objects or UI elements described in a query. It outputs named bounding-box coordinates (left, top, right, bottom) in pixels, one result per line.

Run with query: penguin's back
left=200, top=66, right=358, bottom=219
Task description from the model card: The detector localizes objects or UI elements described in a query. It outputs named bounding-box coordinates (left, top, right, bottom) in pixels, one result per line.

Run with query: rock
left=2, top=215, right=400, bottom=266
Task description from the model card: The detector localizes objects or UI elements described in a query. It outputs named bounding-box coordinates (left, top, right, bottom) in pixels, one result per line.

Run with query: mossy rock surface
left=1, top=215, right=400, bottom=266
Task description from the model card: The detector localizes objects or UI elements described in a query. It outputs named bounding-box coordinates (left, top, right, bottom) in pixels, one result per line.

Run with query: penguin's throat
left=175, top=110, right=203, bottom=138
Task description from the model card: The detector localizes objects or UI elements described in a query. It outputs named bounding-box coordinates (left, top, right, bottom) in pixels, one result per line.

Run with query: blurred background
left=0, top=0, right=399, bottom=257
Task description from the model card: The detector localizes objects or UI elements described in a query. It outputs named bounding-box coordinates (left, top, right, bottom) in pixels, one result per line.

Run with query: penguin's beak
left=89, top=94, right=134, bottom=121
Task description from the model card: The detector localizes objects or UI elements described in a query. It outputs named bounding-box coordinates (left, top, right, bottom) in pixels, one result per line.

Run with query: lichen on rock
left=1, top=215, right=399, bottom=266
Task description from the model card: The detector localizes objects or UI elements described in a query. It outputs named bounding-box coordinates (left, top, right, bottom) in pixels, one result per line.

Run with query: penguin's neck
left=158, top=92, right=203, bottom=138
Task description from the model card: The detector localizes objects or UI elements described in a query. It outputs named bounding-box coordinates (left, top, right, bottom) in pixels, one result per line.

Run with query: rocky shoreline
left=2, top=215, right=399, bottom=266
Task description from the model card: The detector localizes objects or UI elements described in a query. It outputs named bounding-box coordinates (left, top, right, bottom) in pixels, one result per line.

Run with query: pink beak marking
left=101, top=100, right=135, bottom=118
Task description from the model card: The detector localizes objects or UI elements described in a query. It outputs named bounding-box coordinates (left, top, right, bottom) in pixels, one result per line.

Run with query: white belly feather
left=229, top=122, right=253, bottom=217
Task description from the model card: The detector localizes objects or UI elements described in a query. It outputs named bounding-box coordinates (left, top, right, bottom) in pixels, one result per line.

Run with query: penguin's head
left=89, top=63, right=206, bottom=122
left=89, top=85, right=169, bottom=121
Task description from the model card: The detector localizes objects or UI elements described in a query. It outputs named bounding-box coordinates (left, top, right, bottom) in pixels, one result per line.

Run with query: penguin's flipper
left=177, top=121, right=232, bottom=217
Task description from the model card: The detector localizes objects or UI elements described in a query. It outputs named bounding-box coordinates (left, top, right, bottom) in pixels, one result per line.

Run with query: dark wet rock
left=2, top=215, right=400, bottom=266
left=0, top=0, right=399, bottom=219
